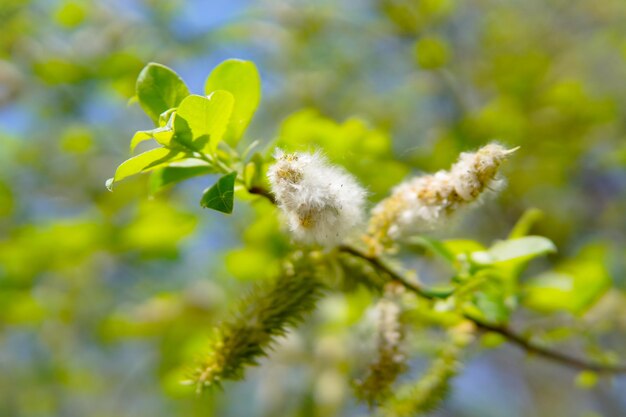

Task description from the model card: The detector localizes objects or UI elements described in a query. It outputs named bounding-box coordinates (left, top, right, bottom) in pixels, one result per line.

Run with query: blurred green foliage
left=1, top=0, right=626, bottom=416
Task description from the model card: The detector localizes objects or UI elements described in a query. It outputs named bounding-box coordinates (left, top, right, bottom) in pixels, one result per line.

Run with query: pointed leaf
left=130, top=130, right=155, bottom=152
left=471, top=236, right=556, bottom=266
left=174, top=92, right=234, bottom=152
left=467, top=285, right=510, bottom=324
left=204, top=59, right=261, bottom=145
left=130, top=125, right=174, bottom=152
left=442, top=240, right=486, bottom=257
left=407, top=236, right=455, bottom=264
left=508, top=208, right=544, bottom=239
left=136, top=63, right=190, bottom=124
left=200, top=172, right=237, bottom=213
left=149, top=160, right=216, bottom=195
left=107, top=147, right=183, bottom=190
left=523, top=246, right=611, bottom=315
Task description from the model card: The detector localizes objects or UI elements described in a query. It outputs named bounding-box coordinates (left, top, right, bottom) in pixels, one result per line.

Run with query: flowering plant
left=109, top=59, right=625, bottom=415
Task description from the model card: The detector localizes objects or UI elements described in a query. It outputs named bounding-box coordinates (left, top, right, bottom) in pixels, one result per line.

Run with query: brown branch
left=245, top=186, right=626, bottom=374
left=468, top=317, right=626, bottom=374
left=247, top=186, right=276, bottom=204
left=338, top=244, right=626, bottom=375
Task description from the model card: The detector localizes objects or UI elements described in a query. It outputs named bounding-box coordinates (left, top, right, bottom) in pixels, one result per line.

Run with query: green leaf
left=136, top=63, right=190, bottom=124
left=471, top=236, right=556, bottom=266
left=225, top=247, right=280, bottom=281
left=480, top=332, right=506, bottom=348
left=130, top=124, right=174, bottom=152
left=443, top=239, right=487, bottom=257
left=522, top=246, right=611, bottom=315
left=204, top=59, right=261, bottom=145
left=149, top=160, right=216, bottom=195
left=414, top=36, right=450, bottom=69
left=174, top=92, right=235, bottom=152
left=200, top=171, right=237, bottom=213
left=472, top=289, right=510, bottom=324
left=421, top=285, right=456, bottom=299
left=508, top=208, right=544, bottom=239
left=106, top=148, right=183, bottom=190
left=462, top=279, right=511, bottom=324
left=575, top=371, right=599, bottom=389
left=407, top=236, right=455, bottom=264
left=243, top=161, right=257, bottom=190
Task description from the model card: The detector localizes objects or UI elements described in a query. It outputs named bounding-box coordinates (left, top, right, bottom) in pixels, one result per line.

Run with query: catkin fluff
left=376, top=292, right=404, bottom=365
left=368, top=143, right=517, bottom=253
left=267, top=150, right=366, bottom=246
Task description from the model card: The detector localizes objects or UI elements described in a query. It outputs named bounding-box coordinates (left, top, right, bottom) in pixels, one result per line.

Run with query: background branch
left=338, top=244, right=626, bottom=375
left=251, top=185, right=626, bottom=375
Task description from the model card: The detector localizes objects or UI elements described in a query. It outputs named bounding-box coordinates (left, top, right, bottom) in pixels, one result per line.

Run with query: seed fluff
left=367, top=143, right=518, bottom=254
left=267, top=149, right=367, bottom=246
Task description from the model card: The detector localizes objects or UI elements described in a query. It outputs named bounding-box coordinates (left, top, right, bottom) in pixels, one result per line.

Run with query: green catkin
left=381, top=322, right=474, bottom=416
left=190, top=255, right=324, bottom=392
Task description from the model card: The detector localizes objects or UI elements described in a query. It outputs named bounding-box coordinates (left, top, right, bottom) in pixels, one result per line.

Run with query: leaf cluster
left=107, top=59, right=262, bottom=214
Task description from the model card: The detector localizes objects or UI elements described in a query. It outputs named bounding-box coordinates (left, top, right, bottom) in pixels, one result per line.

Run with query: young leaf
left=130, top=130, right=156, bottom=152
left=508, top=208, right=544, bottom=239
left=130, top=111, right=176, bottom=153
left=149, top=160, right=216, bottom=195
left=466, top=284, right=510, bottom=324
left=136, top=63, right=190, bottom=124
left=471, top=236, right=556, bottom=266
left=200, top=171, right=237, bottom=213
left=407, top=236, right=455, bottom=264
left=522, top=253, right=611, bottom=315
left=204, top=59, right=261, bottom=145
left=106, top=148, right=183, bottom=190
left=442, top=240, right=486, bottom=258
left=130, top=124, right=174, bottom=152
left=174, top=92, right=234, bottom=152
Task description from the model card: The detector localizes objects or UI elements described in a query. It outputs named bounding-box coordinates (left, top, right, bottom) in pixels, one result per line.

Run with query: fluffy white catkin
left=376, top=289, right=404, bottom=365
left=367, top=143, right=517, bottom=253
left=267, top=150, right=367, bottom=246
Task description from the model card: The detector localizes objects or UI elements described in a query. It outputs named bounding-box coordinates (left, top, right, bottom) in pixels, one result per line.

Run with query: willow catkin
left=355, top=284, right=407, bottom=406
left=367, top=143, right=517, bottom=254
left=268, top=149, right=367, bottom=246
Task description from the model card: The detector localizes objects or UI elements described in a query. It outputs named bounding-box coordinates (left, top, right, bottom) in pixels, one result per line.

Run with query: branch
left=468, top=317, right=626, bottom=374
left=338, top=244, right=436, bottom=300
left=244, top=186, right=626, bottom=375
left=338, top=244, right=626, bottom=375
left=248, top=185, right=276, bottom=204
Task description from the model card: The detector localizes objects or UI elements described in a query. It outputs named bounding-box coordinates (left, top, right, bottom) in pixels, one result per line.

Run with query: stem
left=245, top=186, right=626, bottom=374
left=337, top=244, right=626, bottom=375
left=193, top=150, right=274, bottom=201
left=467, top=317, right=626, bottom=374
left=248, top=186, right=276, bottom=204
left=337, top=244, right=434, bottom=300
left=193, top=151, right=231, bottom=175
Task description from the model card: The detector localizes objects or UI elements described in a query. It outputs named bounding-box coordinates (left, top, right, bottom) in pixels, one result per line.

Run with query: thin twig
left=468, top=318, right=626, bottom=374
left=247, top=186, right=626, bottom=374
left=248, top=186, right=276, bottom=204
left=193, top=149, right=276, bottom=203
left=337, top=244, right=626, bottom=375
